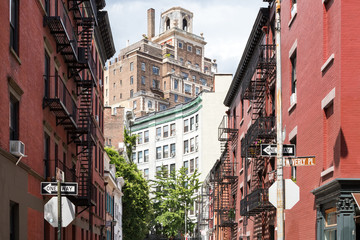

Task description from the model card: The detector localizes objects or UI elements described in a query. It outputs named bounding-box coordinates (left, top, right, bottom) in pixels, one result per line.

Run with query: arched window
left=183, top=18, right=188, bottom=31
left=166, top=18, right=170, bottom=30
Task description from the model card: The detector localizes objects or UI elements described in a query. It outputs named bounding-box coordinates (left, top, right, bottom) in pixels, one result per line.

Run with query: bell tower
left=160, top=7, right=193, bottom=33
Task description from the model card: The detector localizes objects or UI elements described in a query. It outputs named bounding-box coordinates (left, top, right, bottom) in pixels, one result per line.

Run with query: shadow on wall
left=334, top=128, right=348, bottom=168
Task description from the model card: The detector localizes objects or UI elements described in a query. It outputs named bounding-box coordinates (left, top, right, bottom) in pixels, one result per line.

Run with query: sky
left=104, top=0, right=268, bottom=75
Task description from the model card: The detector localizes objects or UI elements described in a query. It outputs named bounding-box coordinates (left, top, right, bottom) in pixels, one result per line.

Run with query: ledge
left=321, top=88, right=335, bottom=109
left=321, top=166, right=334, bottom=177
left=247, top=105, right=252, bottom=113
left=288, top=101, right=297, bottom=113
left=10, top=47, right=21, bottom=65
left=289, top=126, right=298, bottom=141
left=288, top=12, right=297, bottom=27
left=321, top=53, right=335, bottom=72
left=240, top=118, right=244, bottom=127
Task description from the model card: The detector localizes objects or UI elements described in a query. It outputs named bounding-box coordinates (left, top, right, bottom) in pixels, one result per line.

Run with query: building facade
left=0, top=0, right=115, bottom=239
left=131, top=74, right=231, bottom=235
left=104, top=7, right=217, bottom=118
left=202, top=0, right=360, bottom=240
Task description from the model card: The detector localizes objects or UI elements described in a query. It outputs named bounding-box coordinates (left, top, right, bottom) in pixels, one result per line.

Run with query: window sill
left=321, top=166, right=334, bottom=177
left=288, top=12, right=297, bottom=28
left=240, top=118, right=244, bottom=127
left=321, top=53, right=335, bottom=72
left=288, top=93, right=297, bottom=112
left=239, top=168, right=243, bottom=175
left=247, top=105, right=252, bottom=114
left=10, top=47, right=21, bottom=65
left=288, top=101, right=297, bottom=112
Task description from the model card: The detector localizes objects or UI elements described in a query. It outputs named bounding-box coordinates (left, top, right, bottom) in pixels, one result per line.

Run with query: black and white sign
left=260, top=144, right=296, bottom=157
left=41, top=182, right=78, bottom=195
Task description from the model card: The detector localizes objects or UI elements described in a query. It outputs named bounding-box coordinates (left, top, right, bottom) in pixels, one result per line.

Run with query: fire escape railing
left=43, top=75, right=78, bottom=130
left=240, top=188, right=273, bottom=216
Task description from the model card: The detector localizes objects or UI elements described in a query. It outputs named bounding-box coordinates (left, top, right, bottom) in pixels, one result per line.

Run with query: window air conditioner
left=10, top=140, right=25, bottom=157
left=290, top=93, right=297, bottom=106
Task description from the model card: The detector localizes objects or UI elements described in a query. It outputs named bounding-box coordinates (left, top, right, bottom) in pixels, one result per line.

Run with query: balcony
left=43, top=75, right=77, bottom=130
left=240, top=188, right=274, bottom=216
left=219, top=209, right=237, bottom=227
left=44, top=0, right=79, bottom=63
left=218, top=115, right=238, bottom=142
left=69, top=0, right=98, bottom=25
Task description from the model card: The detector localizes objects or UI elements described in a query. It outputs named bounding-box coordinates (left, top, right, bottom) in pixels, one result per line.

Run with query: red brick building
left=0, top=0, right=115, bottom=239
left=202, top=0, right=360, bottom=239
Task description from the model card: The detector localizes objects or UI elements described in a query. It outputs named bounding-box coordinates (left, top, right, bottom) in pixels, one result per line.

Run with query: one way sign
left=41, top=182, right=78, bottom=195
left=260, top=144, right=296, bottom=157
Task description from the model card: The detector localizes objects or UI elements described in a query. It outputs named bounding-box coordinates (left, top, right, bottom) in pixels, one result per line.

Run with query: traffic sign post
left=260, top=144, right=295, bottom=157
left=41, top=182, right=78, bottom=195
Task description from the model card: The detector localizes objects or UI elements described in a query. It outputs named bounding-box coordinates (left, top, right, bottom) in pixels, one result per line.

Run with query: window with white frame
left=130, top=76, right=134, bottom=85
left=178, top=42, right=183, bottom=49
left=156, top=127, right=161, bottom=138
left=163, top=145, right=169, bottom=158
left=195, top=87, right=199, bottom=95
left=183, top=161, right=189, bottom=174
left=196, top=48, right=201, bottom=55
left=144, top=168, right=149, bottom=179
left=152, top=66, right=160, bottom=75
left=163, top=125, right=169, bottom=138
left=170, top=123, right=176, bottom=136
left=190, top=159, right=194, bottom=173
left=130, top=62, right=134, bottom=71
left=144, top=149, right=149, bottom=162
left=144, top=130, right=149, bottom=143
left=170, top=164, right=175, bottom=174
left=187, top=45, right=192, bottom=52
left=138, top=151, right=143, bottom=163
left=190, top=117, right=195, bottom=131
left=138, top=132, right=143, bottom=144
left=190, top=138, right=195, bottom=152
left=184, top=140, right=189, bottom=154
left=141, top=76, right=146, bottom=85
left=195, top=157, right=199, bottom=170
left=170, top=143, right=176, bottom=157
left=141, top=62, right=146, bottom=71
left=184, top=84, right=191, bottom=94
left=291, top=52, right=297, bottom=95
left=174, top=79, right=179, bottom=90
left=174, top=94, right=178, bottom=102
left=200, top=78, right=207, bottom=86
left=132, top=152, right=136, bottom=162
left=184, top=119, right=189, bottom=133
left=148, top=101, right=153, bottom=109
left=133, top=100, right=137, bottom=109
left=156, top=147, right=162, bottom=159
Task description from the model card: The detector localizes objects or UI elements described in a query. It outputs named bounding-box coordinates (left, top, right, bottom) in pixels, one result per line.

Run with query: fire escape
left=240, top=43, right=276, bottom=238
left=43, top=0, right=99, bottom=211
left=210, top=115, right=238, bottom=240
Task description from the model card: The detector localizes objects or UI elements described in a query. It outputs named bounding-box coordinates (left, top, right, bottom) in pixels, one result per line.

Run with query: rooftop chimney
left=147, top=8, right=155, bottom=40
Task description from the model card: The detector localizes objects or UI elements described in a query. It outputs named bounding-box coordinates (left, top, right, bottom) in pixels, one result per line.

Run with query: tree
left=105, top=147, right=151, bottom=240
left=151, top=166, right=201, bottom=238
left=124, top=128, right=137, bottom=162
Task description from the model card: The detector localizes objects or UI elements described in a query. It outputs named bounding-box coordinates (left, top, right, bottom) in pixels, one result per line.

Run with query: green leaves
left=105, top=147, right=151, bottom=240
left=150, top=167, right=201, bottom=238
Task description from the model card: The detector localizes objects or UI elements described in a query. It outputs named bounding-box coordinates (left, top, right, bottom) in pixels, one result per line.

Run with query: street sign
left=41, top=182, right=78, bottom=195
left=285, top=156, right=316, bottom=167
left=44, top=196, right=75, bottom=227
left=269, top=179, right=300, bottom=209
left=260, top=144, right=296, bottom=157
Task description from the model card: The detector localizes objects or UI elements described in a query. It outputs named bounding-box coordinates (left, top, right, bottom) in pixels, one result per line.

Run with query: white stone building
left=131, top=74, right=231, bottom=229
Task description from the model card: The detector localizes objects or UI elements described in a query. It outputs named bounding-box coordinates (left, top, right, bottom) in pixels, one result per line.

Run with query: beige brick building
left=104, top=7, right=217, bottom=118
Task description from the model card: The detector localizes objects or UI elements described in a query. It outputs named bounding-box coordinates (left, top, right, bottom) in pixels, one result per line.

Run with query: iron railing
left=240, top=188, right=273, bottom=216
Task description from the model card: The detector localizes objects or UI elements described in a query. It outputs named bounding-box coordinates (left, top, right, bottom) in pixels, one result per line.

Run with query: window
left=181, top=72, right=189, bottom=80
left=133, top=100, right=137, bottom=109
left=324, top=208, right=337, bottom=240
left=138, top=151, right=143, bottom=163
left=180, top=58, right=184, bottom=64
left=141, top=62, right=146, bottom=71
left=152, top=66, right=160, bottom=75
left=164, top=81, right=166, bottom=90
left=174, top=94, right=178, bottom=102
left=141, top=76, right=146, bottom=85
left=170, top=164, right=176, bottom=174
left=291, top=53, right=297, bottom=94
left=185, top=97, right=192, bottom=103
left=184, top=140, right=189, bottom=154
left=152, top=79, right=160, bottom=89
left=170, top=123, right=176, bottom=136
left=195, top=157, right=199, bottom=170
left=10, top=201, right=19, bottom=240
left=290, top=137, right=297, bottom=180
left=196, top=48, right=201, bottom=55
left=178, top=42, right=183, bottom=49
left=138, top=132, right=143, bottom=144
left=156, top=147, right=162, bottom=159
left=156, top=127, right=161, bottom=138
left=183, top=161, right=189, bottom=174
left=147, top=101, right=153, bottom=109
left=144, top=150, right=149, bottom=162
left=132, top=152, right=136, bottom=162
left=130, top=62, right=134, bottom=71
left=190, top=159, right=194, bottom=173
left=159, top=104, right=167, bottom=111
left=120, top=93, right=122, bottom=99
left=130, top=76, right=134, bottom=85
left=130, top=89, right=133, bottom=98
left=120, top=80, right=122, bottom=85
left=156, top=166, right=162, bottom=176
left=195, top=114, right=199, bottom=125
left=163, top=145, right=169, bottom=158
left=200, top=78, right=207, bottom=86
left=190, top=117, right=195, bottom=131
left=113, top=69, right=116, bottom=75
left=163, top=125, right=169, bottom=138
left=144, top=168, right=149, bottom=179
left=163, top=165, right=169, bottom=178
left=105, top=89, right=108, bottom=97
left=170, top=143, right=176, bottom=157
left=183, top=18, right=188, bottom=31
left=187, top=45, right=192, bottom=52
left=195, top=87, right=199, bottom=95
left=9, top=95, right=19, bottom=140
left=184, top=84, right=191, bottom=94
left=192, top=75, right=196, bottom=82
left=44, top=133, right=50, bottom=178
left=174, top=79, right=179, bottom=90
left=119, top=66, right=122, bottom=72
left=113, top=83, right=116, bottom=89
left=10, top=0, right=19, bottom=54
left=241, top=99, right=244, bottom=119
left=144, top=131, right=149, bottom=143
left=291, top=0, right=297, bottom=19
left=190, top=138, right=196, bottom=152
left=184, top=119, right=189, bottom=133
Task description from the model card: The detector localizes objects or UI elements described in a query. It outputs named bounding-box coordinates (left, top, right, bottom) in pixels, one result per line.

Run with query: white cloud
left=105, top=0, right=267, bottom=74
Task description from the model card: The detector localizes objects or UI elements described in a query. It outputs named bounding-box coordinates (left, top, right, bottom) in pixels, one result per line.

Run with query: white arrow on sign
left=43, top=183, right=56, bottom=194
left=264, top=145, right=277, bottom=155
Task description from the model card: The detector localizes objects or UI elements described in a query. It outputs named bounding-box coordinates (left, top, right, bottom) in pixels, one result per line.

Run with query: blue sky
left=104, top=0, right=268, bottom=74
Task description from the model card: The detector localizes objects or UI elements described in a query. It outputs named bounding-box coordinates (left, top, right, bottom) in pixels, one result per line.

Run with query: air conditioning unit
left=290, top=93, right=297, bottom=106
left=171, top=153, right=176, bottom=158
left=95, top=115, right=99, bottom=122
left=10, top=140, right=25, bottom=157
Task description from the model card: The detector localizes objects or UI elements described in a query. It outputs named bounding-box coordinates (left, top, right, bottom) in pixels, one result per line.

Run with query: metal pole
left=57, top=180, right=62, bottom=240
left=275, top=1, right=284, bottom=240
left=185, top=201, right=187, bottom=237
